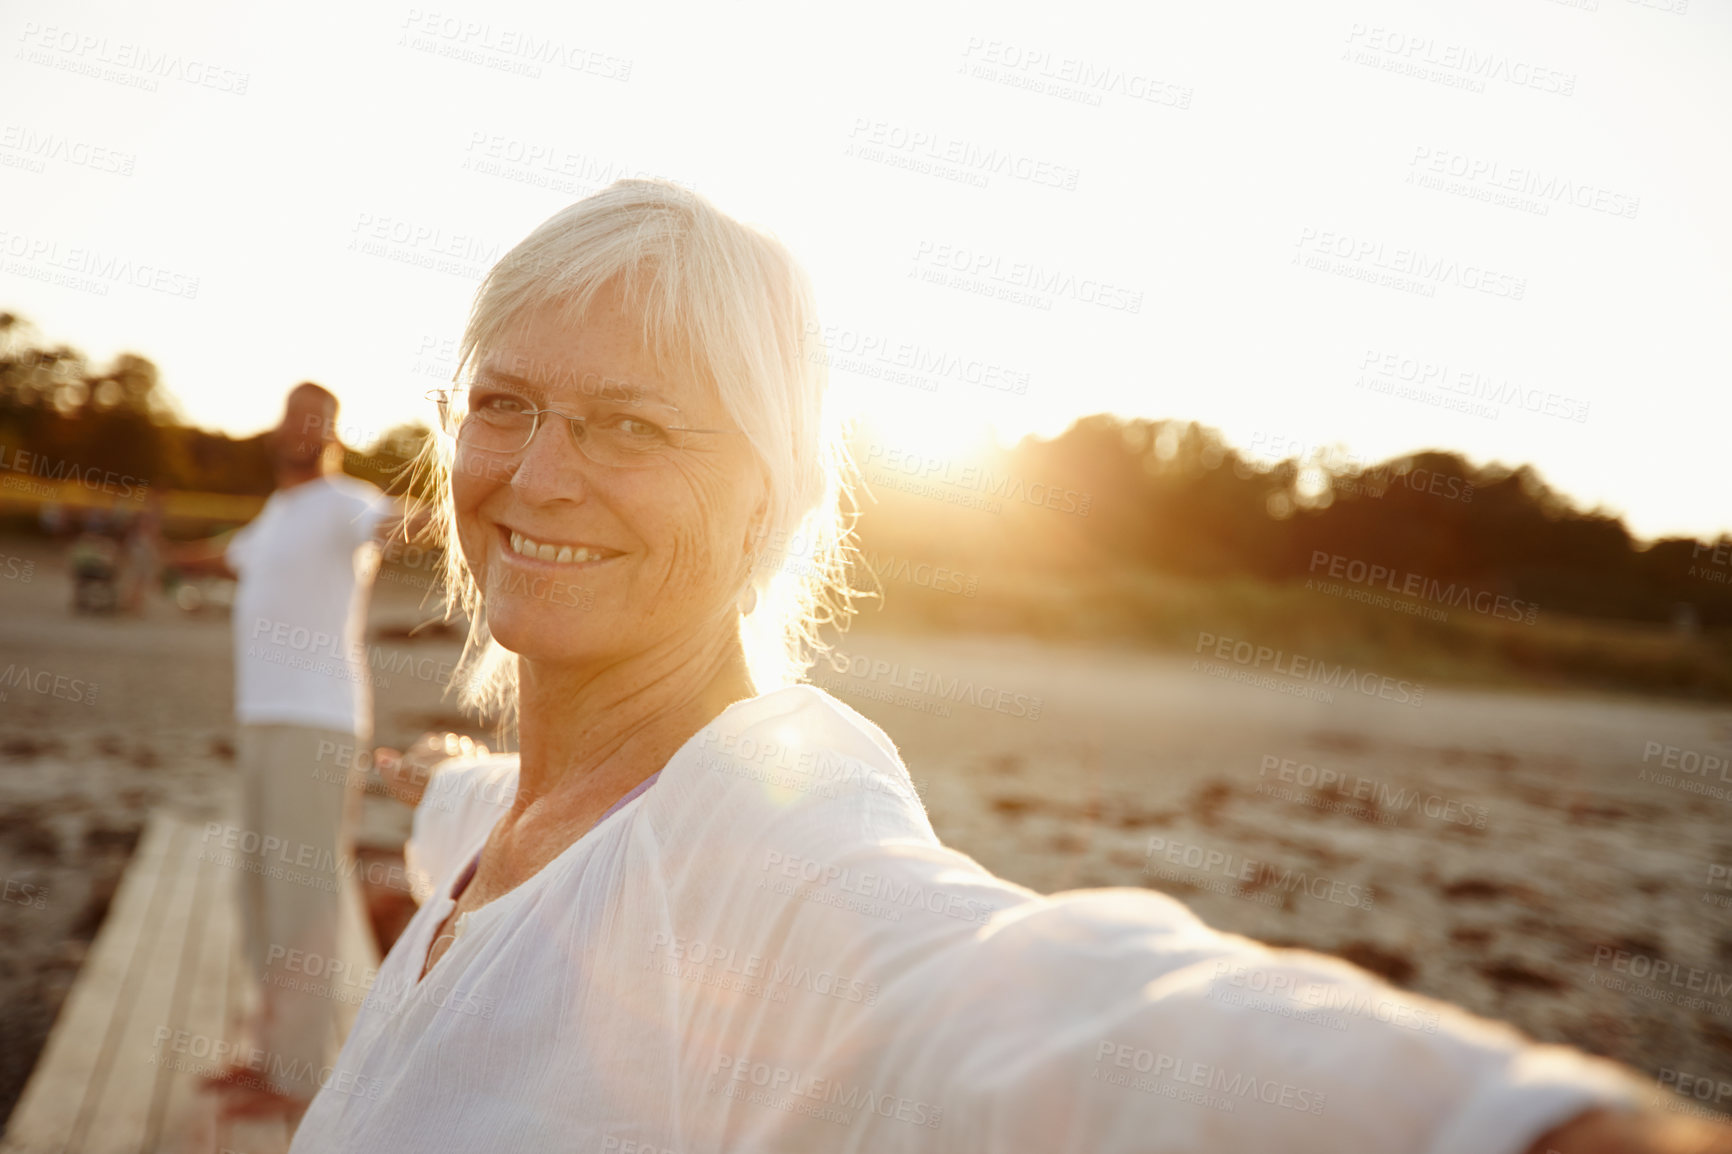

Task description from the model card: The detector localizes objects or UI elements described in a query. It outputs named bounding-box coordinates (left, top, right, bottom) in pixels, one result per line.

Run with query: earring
left=737, top=584, right=758, bottom=616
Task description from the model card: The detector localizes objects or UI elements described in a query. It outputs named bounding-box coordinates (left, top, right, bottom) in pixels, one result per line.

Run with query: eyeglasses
left=427, top=387, right=741, bottom=469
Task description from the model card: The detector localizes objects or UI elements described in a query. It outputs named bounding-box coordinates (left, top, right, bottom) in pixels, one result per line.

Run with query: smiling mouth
left=502, top=527, right=620, bottom=565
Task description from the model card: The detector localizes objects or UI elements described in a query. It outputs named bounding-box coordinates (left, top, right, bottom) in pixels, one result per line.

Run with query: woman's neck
left=510, top=628, right=758, bottom=822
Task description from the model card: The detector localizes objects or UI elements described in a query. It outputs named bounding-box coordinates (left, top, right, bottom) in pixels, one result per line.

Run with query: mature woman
left=289, top=180, right=1724, bottom=1154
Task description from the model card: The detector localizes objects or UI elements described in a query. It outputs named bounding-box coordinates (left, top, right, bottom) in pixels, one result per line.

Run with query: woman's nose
left=508, top=415, right=595, bottom=502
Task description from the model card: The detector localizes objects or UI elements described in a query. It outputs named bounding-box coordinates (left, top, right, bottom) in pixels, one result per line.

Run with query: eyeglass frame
left=425, top=387, right=743, bottom=465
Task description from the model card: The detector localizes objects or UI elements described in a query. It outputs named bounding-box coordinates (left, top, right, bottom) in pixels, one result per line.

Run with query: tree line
left=3, top=314, right=1726, bottom=628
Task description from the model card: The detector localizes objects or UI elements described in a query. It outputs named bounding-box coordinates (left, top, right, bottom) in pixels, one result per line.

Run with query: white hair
left=409, top=179, right=861, bottom=726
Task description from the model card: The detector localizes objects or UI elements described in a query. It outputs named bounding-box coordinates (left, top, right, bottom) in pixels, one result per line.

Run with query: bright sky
left=2, top=0, right=1726, bottom=541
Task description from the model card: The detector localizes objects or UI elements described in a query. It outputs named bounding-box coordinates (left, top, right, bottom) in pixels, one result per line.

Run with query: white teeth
left=508, top=530, right=605, bottom=564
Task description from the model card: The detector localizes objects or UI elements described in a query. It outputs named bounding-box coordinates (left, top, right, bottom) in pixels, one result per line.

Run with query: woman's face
left=452, top=289, right=765, bottom=670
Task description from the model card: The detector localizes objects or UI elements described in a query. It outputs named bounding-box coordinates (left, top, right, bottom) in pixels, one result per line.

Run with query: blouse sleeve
left=402, top=756, right=517, bottom=905
left=652, top=687, right=1649, bottom=1154
left=741, top=837, right=1650, bottom=1154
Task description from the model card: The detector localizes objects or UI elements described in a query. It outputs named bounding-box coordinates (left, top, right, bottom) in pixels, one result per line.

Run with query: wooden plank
left=1, top=812, right=178, bottom=1154
left=143, top=816, right=230, bottom=1153
left=5, top=810, right=341, bottom=1154
left=77, top=815, right=203, bottom=1152
left=157, top=816, right=291, bottom=1154
left=214, top=925, right=289, bottom=1154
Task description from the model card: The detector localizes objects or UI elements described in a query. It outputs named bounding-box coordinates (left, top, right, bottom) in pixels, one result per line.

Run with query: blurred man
left=174, top=382, right=421, bottom=1123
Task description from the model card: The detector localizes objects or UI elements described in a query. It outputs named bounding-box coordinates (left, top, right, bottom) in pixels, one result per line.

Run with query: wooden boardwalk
left=4, top=811, right=294, bottom=1154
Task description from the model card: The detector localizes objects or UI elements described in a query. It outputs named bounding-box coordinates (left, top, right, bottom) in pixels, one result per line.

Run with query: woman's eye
left=473, top=392, right=531, bottom=416
left=606, top=414, right=670, bottom=441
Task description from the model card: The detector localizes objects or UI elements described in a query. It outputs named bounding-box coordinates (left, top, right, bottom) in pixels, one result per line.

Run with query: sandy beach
left=2, top=532, right=1729, bottom=1124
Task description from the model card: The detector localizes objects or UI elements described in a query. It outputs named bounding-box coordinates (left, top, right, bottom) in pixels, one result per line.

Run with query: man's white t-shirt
left=226, top=473, right=393, bottom=736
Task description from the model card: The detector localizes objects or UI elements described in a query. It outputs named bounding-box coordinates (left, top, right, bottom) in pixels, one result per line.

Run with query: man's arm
left=1526, top=1107, right=1732, bottom=1154
left=376, top=731, right=489, bottom=807
left=162, top=534, right=237, bottom=581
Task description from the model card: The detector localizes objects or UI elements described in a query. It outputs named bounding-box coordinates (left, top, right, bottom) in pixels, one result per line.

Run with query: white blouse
left=289, top=684, right=1643, bottom=1153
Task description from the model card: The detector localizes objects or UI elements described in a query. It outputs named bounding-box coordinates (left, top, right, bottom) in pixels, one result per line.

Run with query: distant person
left=37, top=500, right=69, bottom=537
left=287, top=182, right=1732, bottom=1154
left=172, top=382, right=423, bottom=1122
left=119, top=492, right=163, bottom=613
left=67, top=509, right=121, bottom=614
